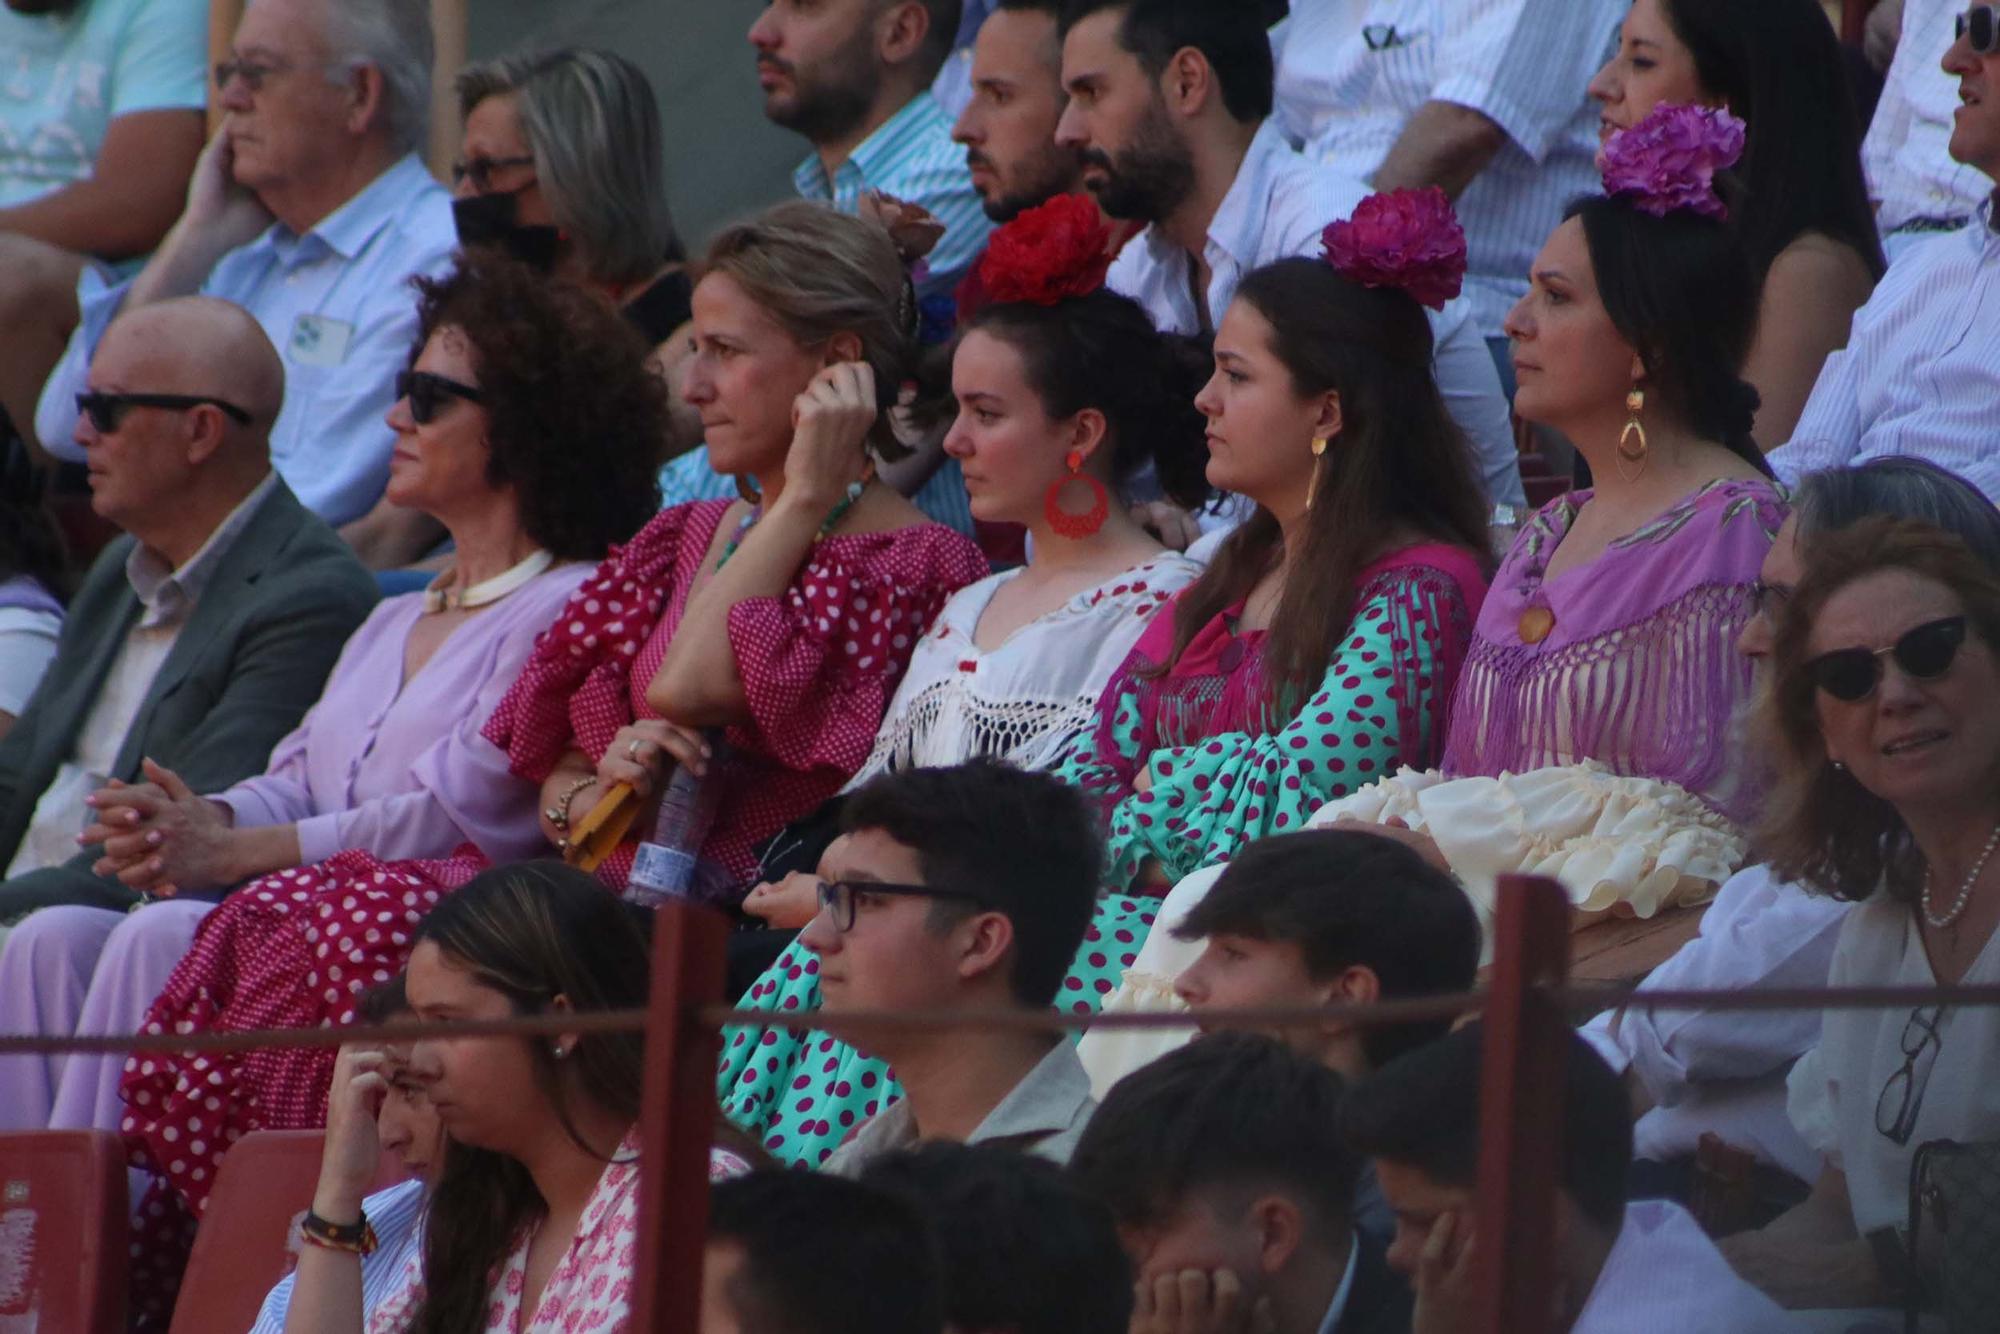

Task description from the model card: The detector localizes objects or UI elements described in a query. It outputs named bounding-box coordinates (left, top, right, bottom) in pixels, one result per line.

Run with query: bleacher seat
left=0, top=1130, right=129, bottom=1334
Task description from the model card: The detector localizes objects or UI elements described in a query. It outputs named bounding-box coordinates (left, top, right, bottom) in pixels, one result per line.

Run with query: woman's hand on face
left=784, top=361, right=878, bottom=513
left=597, top=721, right=712, bottom=799
left=741, top=871, right=823, bottom=930
left=315, top=1044, right=390, bottom=1219
left=82, top=760, right=235, bottom=896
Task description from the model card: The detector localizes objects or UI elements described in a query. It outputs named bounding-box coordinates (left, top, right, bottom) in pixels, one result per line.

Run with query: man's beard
left=973, top=143, right=1087, bottom=223
left=1082, top=100, right=1194, bottom=224
left=759, top=25, right=879, bottom=146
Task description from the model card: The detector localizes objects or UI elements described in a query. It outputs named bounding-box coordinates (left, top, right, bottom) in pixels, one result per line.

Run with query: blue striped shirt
left=792, top=91, right=993, bottom=306
left=1276, top=0, right=1624, bottom=335
left=658, top=447, right=975, bottom=537
left=1771, top=202, right=2000, bottom=501
left=247, top=1176, right=427, bottom=1334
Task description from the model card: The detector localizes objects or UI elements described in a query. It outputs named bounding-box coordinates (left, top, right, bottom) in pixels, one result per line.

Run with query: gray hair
left=1794, top=458, right=2000, bottom=572
left=315, top=0, right=434, bottom=155
left=456, top=49, right=681, bottom=285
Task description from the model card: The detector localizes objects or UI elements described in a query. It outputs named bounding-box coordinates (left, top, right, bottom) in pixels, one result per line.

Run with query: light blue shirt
left=247, top=1176, right=427, bottom=1334
left=1315, top=1237, right=1360, bottom=1334
left=36, top=152, right=458, bottom=527
left=791, top=91, right=993, bottom=305
left=658, top=445, right=974, bottom=537
left=0, top=0, right=207, bottom=210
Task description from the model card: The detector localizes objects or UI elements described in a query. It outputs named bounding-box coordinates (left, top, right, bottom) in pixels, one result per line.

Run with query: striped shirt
left=792, top=90, right=993, bottom=306
left=1770, top=203, right=2000, bottom=501
left=1274, top=0, right=1624, bottom=335
left=1106, top=119, right=1525, bottom=508
left=1862, top=0, right=1992, bottom=236
left=248, top=1177, right=427, bottom=1334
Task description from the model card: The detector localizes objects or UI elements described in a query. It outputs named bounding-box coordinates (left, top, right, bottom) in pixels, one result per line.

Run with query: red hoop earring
left=1044, top=447, right=1109, bottom=539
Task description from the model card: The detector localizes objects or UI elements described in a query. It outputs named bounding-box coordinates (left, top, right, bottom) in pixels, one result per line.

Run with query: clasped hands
left=81, top=758, right=236, bottom=897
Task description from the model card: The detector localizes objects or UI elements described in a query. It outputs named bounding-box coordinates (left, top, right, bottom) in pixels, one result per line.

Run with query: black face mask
left=452, top=191, right=562, bottom=272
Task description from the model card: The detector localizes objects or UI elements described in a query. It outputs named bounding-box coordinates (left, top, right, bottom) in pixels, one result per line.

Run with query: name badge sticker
left=288, top=313, right=356, bottom=367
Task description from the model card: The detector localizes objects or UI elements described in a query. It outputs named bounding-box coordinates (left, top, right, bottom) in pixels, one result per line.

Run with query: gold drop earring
left=1306, top=435, right=1328, bottom=510
left=1617, top=386, right=1648, bottom=482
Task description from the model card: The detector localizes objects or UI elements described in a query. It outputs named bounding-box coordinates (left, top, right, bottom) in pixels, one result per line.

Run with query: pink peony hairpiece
left=1597, top=102, right=1745, bottom=221
left=1320, top=187, right=1467, bottom=312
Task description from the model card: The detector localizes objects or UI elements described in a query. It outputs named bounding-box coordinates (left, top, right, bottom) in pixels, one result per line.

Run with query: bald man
left=0, top=297, right=376, bottom=919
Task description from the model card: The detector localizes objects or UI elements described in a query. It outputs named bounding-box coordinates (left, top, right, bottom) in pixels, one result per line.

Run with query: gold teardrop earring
left=1616, top=387, right=1648, bottom=482
left=1306, top=435, right=1328, bottom=510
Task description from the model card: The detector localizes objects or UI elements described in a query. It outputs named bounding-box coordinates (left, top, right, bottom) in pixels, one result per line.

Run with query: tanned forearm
left=1372, top=100, right=1509, bottom=200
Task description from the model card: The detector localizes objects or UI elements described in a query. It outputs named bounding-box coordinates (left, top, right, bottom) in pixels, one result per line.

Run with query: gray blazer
left=0, top=479, right=378, bottom=916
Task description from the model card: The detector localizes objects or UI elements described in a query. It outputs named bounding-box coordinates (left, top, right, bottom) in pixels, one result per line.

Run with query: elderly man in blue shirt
left=34, top=0, right=456, bottom=533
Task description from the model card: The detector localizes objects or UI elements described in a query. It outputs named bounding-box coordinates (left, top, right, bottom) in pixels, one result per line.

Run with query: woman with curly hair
left=0, top=250, right=667, bottom=1315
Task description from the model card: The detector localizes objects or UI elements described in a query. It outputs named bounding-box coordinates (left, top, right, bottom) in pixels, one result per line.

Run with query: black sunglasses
left=1805, top=616, right=1967, bottom=703
left=75, top=391, right=252, bottom=435
left=1876, top=1004, right=1944, bottom=1147
left=396, top=370, right=485, bottom=425
left=814, top=879, right=986, bottom=933
left=1959, top=5, right=1999, bottom=54
left=449, top=155, right=537, bottom=193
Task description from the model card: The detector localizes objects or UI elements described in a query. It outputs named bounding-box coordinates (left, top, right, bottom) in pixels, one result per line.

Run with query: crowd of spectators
left=3, top=0, right=2000, bottom=1331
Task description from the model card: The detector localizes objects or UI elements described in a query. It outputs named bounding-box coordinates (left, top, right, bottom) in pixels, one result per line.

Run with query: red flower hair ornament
left=974, top=192, right=1114, bottom=306
left=1321, top=187, right=1468, bottom=312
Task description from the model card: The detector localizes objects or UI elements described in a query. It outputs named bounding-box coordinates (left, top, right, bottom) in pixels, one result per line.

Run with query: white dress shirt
left=1572, top=1199, right=1805, bottom=1333
left=1769, top=202, right=2000, bottom=500
left=1862, top=0, right=1993, bottom=237
left=1275, top=0, right=1624, bottom=335
left=1580, top=863, right=1851, bottom=1181
left=36, top=154, right=457, bottom=527
left=4, top=473, right=278, bottom=878
left=1107, top=118, right=1524, bottom=508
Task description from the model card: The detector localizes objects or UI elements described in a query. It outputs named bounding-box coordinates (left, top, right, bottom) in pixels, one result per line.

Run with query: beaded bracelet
left=300, top=1208, right=378, bottom=1255
left=544, top=775, right=597, bottom=853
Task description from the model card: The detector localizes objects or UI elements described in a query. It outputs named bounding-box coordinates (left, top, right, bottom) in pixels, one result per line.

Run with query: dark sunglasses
left=75, top=391, right=252, bottom=435
left=1959, top=5, right=1999, bottom=54
left=396, top=370, right=485, bottom=425
left=1805, top=616, right=1967, bottom=703
left=449, top=155, right=537, bottom=193
left=213, top=57, right=291, bottom=93
left=814, top=878, right=986, bottom=933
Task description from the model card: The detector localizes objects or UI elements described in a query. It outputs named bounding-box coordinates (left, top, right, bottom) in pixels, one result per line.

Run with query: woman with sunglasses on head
left=1711, top=517, right=2000, bottom=1313
left=1589, top=0, right=1885, bottom=449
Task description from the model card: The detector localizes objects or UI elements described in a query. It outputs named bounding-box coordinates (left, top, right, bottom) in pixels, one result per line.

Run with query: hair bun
left=1321, top=188, right=1467, bottom=312
left=1598, top=103, right=1745, bottom=221
left=974, top=193, right=1114, bottom=307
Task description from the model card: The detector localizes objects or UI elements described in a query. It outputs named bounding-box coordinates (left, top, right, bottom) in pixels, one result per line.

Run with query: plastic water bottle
left=623, top=740, right=721, bottom=908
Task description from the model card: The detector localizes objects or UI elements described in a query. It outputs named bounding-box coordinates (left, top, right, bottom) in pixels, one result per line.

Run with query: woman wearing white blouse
left=1718, top=514, right=2000, bottom=1312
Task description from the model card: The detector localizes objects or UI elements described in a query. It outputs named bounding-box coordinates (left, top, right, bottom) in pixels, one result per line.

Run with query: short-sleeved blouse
left=484, top=499, right=988, bottom=892
left=1443, top=477, right=1788, bottom=826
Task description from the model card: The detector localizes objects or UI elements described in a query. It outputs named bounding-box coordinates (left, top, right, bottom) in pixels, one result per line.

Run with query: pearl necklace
left=1921, top=818, right=2000, bottom=931
left=421, top=548, right=554, bottom=614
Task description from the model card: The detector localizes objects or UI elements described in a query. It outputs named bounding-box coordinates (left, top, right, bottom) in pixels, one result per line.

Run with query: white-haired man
left=34, top=0, right=456, bottom=531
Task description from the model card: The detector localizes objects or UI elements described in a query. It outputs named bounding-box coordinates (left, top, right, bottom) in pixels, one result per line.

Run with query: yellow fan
left=563, top=782, right=642, bottom=872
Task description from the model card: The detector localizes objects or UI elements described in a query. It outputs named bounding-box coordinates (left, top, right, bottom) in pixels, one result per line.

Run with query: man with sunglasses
left=1771, top=5, right=2000, bottom=503
left=1864, top=0, right=1996, bottom=260
left=29, top=0, right=455, bottom=537
left=793, top=759, right=1101, bottom=1177
left=0, top=296, right=376, bottom=919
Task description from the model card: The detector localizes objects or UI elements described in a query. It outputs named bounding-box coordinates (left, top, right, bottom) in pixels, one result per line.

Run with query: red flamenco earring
left=1044, top=447, right=1109, bottom=539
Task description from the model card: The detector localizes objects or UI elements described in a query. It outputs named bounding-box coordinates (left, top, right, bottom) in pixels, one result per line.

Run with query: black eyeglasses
left=395, top=371, right=485, bottom=425
left=75, top=391, right=252, bottom=435
left=1959, top=5, right=1999, bottom=55
left=814, top=879, right=986, bottom=932
left=450, top=156, right=538, bottom=193
left=1804, top=616, right=1967, bottom=703
left=213, top=57, right=292, bottom=93
left=1876, top=1004, right=1944, bottom=1146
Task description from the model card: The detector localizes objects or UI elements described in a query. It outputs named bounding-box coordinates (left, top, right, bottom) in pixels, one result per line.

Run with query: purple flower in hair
left=1598, top=102, right=1745, bottom=220
left=1321, top=187, right=1467, bottom=311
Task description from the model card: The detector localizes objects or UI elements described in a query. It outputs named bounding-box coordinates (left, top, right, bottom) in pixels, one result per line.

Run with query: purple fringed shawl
left=1441, top=478, right=1788, bottom=826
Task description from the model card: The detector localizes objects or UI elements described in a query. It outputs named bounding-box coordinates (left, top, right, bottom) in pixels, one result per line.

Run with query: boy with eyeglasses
left=802, top=758, right=1102, bottom=1177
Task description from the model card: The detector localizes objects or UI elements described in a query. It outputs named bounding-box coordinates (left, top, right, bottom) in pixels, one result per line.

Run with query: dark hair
left=1794, top=459, right=2000, bottom=573
left=1657, top=0, right=1885, bottom=281
left=1566, top=195, right=1771, bottom=466
left=410, top=251, right=665, bottom=560
left=1174, top=829, right=1479, bottom=1068
left=1343, top=1023, right=1631, bottom=1231
left=408, top=863, right=651, bottom=1334
left=353, top=974, right=409, bottom=1024
left=1069, top=1032, right=1360, bottom=1239
left=912, top=0, right=968, bottom=80
left=708, top=1170, right=946, bottom=1334
left=963, top=289, right=1212, bottom=509
left=0, top=438, right=68, bottom=601
left=999, top=0, right=1064, bottom=14
left=1151, top=257, right=1489, bottom=705
left=860, top=1143, right=1133, bottom=1334
left=1061, top=0, right=1274, bottom=123
left=1761, top=517, right=2000, bottom=905
left=841, top=759, right=1100, bottom=1006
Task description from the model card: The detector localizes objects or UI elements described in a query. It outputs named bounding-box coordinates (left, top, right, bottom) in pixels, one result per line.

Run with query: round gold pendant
left=1518, top=606, right=1555, bottom=644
